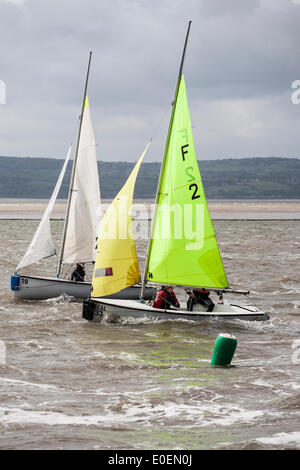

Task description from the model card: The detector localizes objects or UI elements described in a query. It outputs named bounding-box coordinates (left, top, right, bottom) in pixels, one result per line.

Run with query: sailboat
left=82, top=25, right=269, bottom=322
left=11, top=52, right=155, bottom=302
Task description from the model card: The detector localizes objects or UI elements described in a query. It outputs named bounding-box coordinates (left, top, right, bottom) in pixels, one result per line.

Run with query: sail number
left=189, top=183, right=200, bottom=200
left=181, top=144, right=200, bottom=200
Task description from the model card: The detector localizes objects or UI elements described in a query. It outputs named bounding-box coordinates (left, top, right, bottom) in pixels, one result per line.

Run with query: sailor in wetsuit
left=153, top=286, right=180, bottom=310
left=187, top=288, right=214, bottom=312
left=70, top=263, right=85, bottom=282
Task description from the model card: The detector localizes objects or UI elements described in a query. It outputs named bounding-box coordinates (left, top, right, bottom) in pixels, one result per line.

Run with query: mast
left=57, top=51, right=93, bottom=277
left=140, top=21, right=192, bottom=298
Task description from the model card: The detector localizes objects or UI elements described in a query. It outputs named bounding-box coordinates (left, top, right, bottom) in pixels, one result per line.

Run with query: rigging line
left=54, top=118, right=81, bottom=276
left=68, top=118, right=79, bottom=150
left=148, top=102, right=172, bottom=144
left=141, top=22, right=192, bottom=301
left=57, top=51, right=93, bottom=278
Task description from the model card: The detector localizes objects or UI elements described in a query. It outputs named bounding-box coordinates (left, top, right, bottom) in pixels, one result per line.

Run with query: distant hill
left=0, top=156, right=300, bottom=199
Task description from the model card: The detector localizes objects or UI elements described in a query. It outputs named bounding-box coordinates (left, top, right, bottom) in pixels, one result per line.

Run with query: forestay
left=146, top=75, right=229, bottom=289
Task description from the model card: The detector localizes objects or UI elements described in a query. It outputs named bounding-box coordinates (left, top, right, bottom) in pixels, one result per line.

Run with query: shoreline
left=0, top=199, right=300, bottom=220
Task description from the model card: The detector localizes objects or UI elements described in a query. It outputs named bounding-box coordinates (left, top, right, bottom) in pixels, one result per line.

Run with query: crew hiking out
left=70, top=263, right=85, bottom=282
left=187, top=288, right=214, bottom=312
left=153, top=286, right=180, bottom=310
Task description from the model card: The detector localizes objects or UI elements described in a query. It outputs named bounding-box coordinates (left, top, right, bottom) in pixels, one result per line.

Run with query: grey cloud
left=0, top=0, right=299, bottom=161
left=200, top=0, right=260, bottom=17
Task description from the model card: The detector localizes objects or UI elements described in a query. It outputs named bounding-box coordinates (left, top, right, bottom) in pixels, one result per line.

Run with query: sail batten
left=145, top=75, right=229, bottom=290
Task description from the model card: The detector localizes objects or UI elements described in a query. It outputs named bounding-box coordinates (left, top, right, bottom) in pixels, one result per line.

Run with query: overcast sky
left=0, top=0, right=300, bottom=162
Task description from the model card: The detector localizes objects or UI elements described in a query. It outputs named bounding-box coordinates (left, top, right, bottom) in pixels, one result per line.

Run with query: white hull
left=11, top=275, right=156, bottom=301
left=83, top=297, right=269, bottom=322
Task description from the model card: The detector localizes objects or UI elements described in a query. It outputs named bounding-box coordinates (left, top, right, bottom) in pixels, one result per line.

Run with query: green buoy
left=211, top=333, right=237, bottom=367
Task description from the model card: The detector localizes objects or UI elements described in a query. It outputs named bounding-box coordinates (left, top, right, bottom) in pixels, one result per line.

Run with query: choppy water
left=0, top=210, right=300, bottom=450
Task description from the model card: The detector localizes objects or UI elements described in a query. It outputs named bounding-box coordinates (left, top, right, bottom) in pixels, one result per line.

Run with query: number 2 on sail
left=189, top=183, right=200, bottom=200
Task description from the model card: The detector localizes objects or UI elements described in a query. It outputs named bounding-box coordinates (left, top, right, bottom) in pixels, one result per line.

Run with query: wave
left=256, top=431, right=300, bottom=448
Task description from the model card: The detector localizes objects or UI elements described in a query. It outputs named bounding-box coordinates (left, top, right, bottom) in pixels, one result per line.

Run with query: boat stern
left=82, top=299, right=104, bottom=322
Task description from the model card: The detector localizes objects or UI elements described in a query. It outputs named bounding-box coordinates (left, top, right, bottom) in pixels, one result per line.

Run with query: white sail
left=61, top=96, right=101, bottom=264
left=16, top=145, right=72, bottom=272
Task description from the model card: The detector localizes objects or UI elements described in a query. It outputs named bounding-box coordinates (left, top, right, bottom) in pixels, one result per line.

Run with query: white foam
left=103, top=401, right=265, bottom=428
left=257, top=431, right=300, bottom=446
left=0, top=401, right=264, bottom=429
left=0, top=377, right=60, bottom=391
left=119, top=352, right=140, bottom=362
left=91, top=351, right=107, bottom=358
left=289, top=382, right=300, bottom=390
left=0, top=407, right=109, bottom=426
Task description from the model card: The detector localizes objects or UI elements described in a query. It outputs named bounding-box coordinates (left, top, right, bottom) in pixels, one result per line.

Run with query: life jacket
left=165, top=291, right=177, bottom=308
left=153, top=289, right=179, bottom=309
left=194, top=289, right=210, bottom=300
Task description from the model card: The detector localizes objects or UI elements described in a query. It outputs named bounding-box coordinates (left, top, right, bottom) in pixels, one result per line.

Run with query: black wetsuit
left=71, top=264, right=85, bottom=282
left=187, top=290, right=214, bottom=312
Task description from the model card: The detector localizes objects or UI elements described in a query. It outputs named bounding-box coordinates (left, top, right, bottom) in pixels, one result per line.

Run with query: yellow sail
left=91, top=142, right=150, bottom=298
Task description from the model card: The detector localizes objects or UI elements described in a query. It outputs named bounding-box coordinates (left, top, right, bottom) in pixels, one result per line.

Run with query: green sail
left=147, top=75, right=229, bottom=289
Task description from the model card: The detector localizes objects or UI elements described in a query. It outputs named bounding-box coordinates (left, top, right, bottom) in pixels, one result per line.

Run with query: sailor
left=153, top=286, right=180, bottom=310
left=187, top=288, right=214, bottom=312
left=71, top=263, right=85, bottom=282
